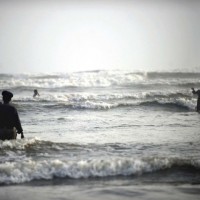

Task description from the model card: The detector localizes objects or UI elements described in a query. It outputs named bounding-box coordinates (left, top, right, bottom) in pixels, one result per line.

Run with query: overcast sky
left=0, top=0, right=200, bottom=73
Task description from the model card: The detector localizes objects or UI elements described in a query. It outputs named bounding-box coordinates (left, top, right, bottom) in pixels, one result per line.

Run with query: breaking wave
left=41, top=100, right=192, bottom=111
left=1, top=71, right=200, bottom=89
left=0, top=155, right=199, bottom=184
left=0, top=139, right=199, bottom=185
left=139, top=100, right=192, bottom=111
left=14, top=95, right=194, bottom=111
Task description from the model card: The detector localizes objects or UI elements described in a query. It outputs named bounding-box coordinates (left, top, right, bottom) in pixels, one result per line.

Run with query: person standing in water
left=0, top=90, right=24, bottom=140
left=33, top=89, right=40, bottom=97
left=191, top=88, right=200, bottom=112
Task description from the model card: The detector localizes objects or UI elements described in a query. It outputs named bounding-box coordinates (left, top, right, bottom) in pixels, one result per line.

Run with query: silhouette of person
left=0, top=90, right=24, bottom=140
left=33, top=89, right=40, bottom=97
left=191, top=88, right=200, bottom=112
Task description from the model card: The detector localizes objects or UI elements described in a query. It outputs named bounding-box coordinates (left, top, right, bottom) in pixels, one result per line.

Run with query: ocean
left=0, top=70, right=200, bottom=200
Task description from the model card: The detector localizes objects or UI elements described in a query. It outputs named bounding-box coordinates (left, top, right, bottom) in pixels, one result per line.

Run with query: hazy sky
left=0, top=0, right=200, bottom=73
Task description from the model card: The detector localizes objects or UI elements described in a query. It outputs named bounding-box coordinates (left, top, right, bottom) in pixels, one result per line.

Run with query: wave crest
left=0, top=157, right=199, bottom=184
left=1, top=71, right=200, bottom=89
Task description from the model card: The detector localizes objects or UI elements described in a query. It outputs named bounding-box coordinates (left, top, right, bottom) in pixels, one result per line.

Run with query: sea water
left=0, top=70, right=200, bottom=200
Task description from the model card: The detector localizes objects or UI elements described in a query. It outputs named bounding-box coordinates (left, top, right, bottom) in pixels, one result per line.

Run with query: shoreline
left=0, top=182, right=200, bottom=200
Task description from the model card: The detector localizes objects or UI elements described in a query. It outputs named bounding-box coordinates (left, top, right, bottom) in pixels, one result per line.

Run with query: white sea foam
left=1, top=71, right=200, bottom=90
left=0, top=157, right=198, bottom=184
left=0, top=137, right=40, bottom=150
left=0, top=71, right=150, bottom=89
left=13, top=91, right=195, bottom=111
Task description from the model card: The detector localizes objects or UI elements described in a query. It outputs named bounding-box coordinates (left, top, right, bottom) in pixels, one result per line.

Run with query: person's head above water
left=33, top=89, right=39, bottom=97
left=2, top=90, right=13, bottom=104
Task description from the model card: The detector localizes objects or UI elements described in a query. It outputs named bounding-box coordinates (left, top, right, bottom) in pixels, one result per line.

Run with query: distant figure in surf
left=0, top=90, right=24, bottom=140
left=33, top=89, right=40, bottom=97
left=191, top=88, right=200, bottom=112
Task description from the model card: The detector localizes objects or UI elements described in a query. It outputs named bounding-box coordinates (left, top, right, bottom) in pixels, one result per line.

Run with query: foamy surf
left=1, top=71, right=200, bottom=89
left=0, top=70, right=199, bottom=190
left=0, top=156, right=199, bottom=184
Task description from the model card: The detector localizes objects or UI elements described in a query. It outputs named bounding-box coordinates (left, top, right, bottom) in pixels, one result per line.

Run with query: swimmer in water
left=33, top=89, right=40, bottom=98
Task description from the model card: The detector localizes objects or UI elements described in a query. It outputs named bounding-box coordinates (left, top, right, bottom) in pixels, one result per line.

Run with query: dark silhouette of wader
left=0, top=128, right=17, bottom=140
left=0, top=103, right=22, bottom=140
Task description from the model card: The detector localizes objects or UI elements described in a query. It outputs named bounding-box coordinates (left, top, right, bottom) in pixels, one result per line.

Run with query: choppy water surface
left=0, top=70, right=200, bottom=199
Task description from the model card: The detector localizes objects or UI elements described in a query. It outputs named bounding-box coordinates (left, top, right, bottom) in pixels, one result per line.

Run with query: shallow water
left=1, top=183, right=200, bottom=200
